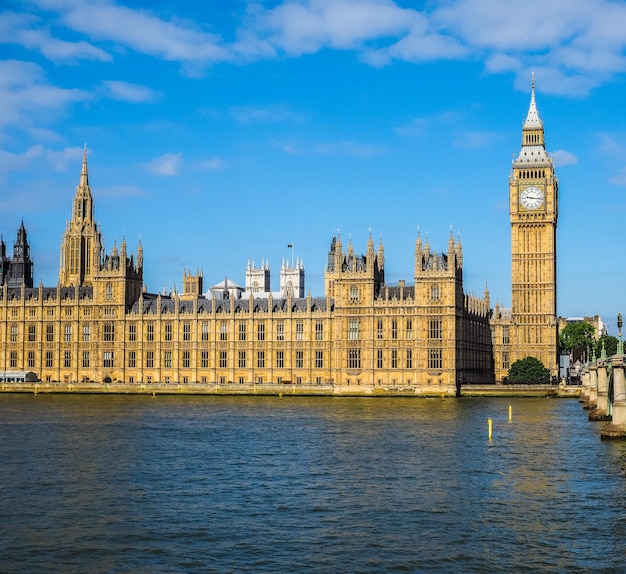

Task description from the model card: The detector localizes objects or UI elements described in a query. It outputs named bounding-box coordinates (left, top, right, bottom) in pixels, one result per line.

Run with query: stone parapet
left=601, top=355, right=626, bottom=440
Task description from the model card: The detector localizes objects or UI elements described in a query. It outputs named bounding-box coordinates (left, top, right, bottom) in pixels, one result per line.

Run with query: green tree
left=559, top=321, right=595, bottom=362
left=595, top=333, right=619, bottom=358
left=507, top=356, right=551, bottom=384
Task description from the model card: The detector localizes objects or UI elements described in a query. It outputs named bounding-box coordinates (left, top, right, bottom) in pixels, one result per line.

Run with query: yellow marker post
left=509, top=404, right=513, bottom=422
left=488, top=418, right=493, bottom=441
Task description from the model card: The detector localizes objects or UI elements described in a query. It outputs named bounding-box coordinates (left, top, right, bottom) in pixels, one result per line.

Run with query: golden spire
left=79, top=143, right=89, bottom=189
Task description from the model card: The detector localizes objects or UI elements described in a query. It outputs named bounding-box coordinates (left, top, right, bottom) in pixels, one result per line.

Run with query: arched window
left=431, top=284, right=440, bottom=301
left=106, top=283, right=113, bottom=300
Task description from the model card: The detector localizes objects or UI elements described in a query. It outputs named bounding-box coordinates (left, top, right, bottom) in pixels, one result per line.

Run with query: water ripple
left=0, top=395, right=624, bottom=573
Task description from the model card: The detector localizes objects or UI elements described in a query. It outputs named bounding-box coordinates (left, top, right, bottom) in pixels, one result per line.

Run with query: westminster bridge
left=579, top=337, right=626, bottom=439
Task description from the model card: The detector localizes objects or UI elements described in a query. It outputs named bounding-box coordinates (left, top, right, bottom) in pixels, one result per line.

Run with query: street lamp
left=618, top=313, right=623, bottom=355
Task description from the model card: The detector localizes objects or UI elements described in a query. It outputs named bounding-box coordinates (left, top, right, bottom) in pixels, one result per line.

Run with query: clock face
left=520, top=186, right=544, bottom=209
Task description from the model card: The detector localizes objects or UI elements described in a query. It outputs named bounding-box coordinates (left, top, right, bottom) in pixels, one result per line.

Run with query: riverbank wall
left=0, top=381, right=581, bottom=398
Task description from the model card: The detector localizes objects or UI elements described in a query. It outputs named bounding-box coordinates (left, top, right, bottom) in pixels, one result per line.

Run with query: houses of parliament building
left=0, top=81, right=558, bottom=390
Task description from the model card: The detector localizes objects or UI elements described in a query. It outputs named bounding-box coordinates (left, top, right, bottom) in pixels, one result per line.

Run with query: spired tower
left=7, top=221, right=34, bottom=288
left=509, top=75, right=558, bottom=376
left=59, top=147, right=143, bottom=307
left=59, top=145, right=103, bottom=288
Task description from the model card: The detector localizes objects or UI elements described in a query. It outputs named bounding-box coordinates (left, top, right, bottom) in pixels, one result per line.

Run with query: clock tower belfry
left=509, top=75, right=558, bottom=376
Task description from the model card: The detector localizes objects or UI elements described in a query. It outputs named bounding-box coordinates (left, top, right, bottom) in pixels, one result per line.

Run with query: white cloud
left=256, top=0, right=417, bottom=55
left=434, top=0, right=585, bottom=52
left=102, top=80, right=160, bottom=103
left=485, top=53, right=522, bottom=75
left=45, top=146, right=85, bottom=171
left=365, top=15, right=466, bottom=66
left=0, top=60, right=91, bottom=131
left=0, top=144, right=83, bottom=182
left=551, top=150, right=578, bottom=167
left=25, top=127, right=64, bottom=142
left=248, top=0, right=626, bottom=95
left=33, top=0, right=230, bottom=71
left=433, top=0, right=626, bottom=95
left=0, top=10, right=110, bottom=62
left=5, top=0, right=626, bottom=100
left=0, top=146, right=44, bottom=179
left=145, top=152, right=183, bottom=176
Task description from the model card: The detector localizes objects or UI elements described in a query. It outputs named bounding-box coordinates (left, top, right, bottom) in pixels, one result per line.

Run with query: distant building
left=558, top=316, right=605, bottom=340
left=245, top=259, right=270, bottom=294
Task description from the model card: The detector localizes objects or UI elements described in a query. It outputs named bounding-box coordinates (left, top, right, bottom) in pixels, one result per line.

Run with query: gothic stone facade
left=0, top=150, right=493, bottom=389
left=1, top=84, right=558, bottom=387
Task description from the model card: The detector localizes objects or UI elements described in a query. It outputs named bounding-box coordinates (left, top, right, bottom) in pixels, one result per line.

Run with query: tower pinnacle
left=80, top=144, right=89, bottom=189
left=523, top=73, right=543, bottom=130
left=515, top=75, right=549, bottom=165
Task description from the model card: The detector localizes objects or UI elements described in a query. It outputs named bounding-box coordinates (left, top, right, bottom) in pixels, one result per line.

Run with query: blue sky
left=1, top=0, right=626, bottom=333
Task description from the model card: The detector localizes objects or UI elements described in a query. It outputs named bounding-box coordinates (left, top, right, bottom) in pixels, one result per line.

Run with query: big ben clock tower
left=510, top=75, right=558, bottom=376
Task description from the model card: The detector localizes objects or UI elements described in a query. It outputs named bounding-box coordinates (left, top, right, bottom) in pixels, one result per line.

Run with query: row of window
left=3, top=306, right=106, bottom=319
left=12, top=348, right=444, bottom=371
left=375, top=319, right=442, bottom=340
left=5, top=319, right=444, bottom=343
left=351, top=349, right=442, bottom=370
left=349, top=285, right=442, bottom=302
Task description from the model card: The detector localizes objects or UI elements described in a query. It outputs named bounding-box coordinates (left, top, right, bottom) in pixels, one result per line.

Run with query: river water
left=0, top=395, right=624, bottom=573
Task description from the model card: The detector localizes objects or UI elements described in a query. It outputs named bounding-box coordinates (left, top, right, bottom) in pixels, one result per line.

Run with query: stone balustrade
left=582, top=351, right=626, bottom=439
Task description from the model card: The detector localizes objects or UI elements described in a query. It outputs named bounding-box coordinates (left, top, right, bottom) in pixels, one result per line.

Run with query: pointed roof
left=514, top=75, right=550, bottom=166
left=523, top=73, right=543, bottom=130
left=79, top=144, right=89, bottom=189
left=212, top=277, right=242, bottom=290
left=17, top=219, right=27, bottom=242
left=415, top=228, right=422, bottom=250
left=347, top=237, right=354, bottom=257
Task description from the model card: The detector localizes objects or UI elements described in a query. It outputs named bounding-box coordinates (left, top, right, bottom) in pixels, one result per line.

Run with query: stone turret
left=324, top=231, right=384, bottom=302
left=7, top=221, right=34, bottom=288
left=246, top=258, right=271, bottom=293
left=280, top=258, right=304, bottom=298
